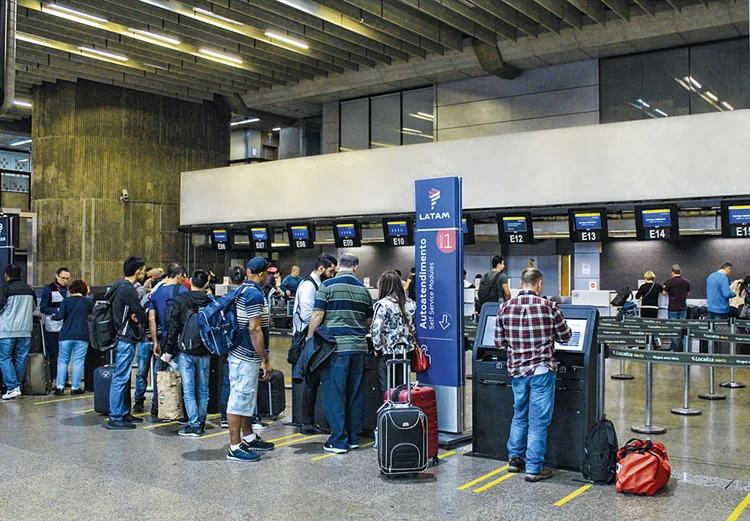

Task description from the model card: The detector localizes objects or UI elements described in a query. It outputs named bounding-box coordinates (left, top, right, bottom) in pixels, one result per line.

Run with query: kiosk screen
left=503, top=217, right=527, bottom=234
left=481, top=315, right=498, bottom=348
left=555, top=318, right=588, bottom=352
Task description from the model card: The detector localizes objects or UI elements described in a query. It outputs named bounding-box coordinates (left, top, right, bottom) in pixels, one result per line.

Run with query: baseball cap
left=267, top=266, right=279, bottom=273
left=247, top=257, right=272, bottom=274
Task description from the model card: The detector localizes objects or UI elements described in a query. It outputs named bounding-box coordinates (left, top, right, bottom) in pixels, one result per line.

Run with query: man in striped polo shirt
left=307, top=253, right=373, bottom=454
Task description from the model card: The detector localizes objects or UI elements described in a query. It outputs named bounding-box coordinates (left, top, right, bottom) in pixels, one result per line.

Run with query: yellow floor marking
left=143, top=414, right=220, bottom=429
left=73, top=408, right=95, bottom=415
left=268, top=433, right=303, bottom=443
left=472, top=472, right=515, bottom=493
left=554, top=484, right=593, bottom=507
left=200, top=430, right=230, bottom=439
left=438, top=451, right=457, bottom=460
left=201, top=431, right=301, bottom=442
left=274, top=434, right=322, bottom=448
left=457, top=465, right=510, bottom=491
left=727, top=493, right=750, bottom=521
left=311, top=441, right=375, bottom=461
left=34, top=395, right=94, bottom=405
left=132, top=411, right=151, bottom=418
left=360, top=442, right=375, bottom=449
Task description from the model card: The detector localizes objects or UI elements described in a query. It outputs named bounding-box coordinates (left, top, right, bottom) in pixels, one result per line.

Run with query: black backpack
left=88, top=286, right=127, bottom=351
left=610, top=287, right=632, bottom=308
left=581, top=416, right=619, bottom=484
left=476, top=272, right=501, bottom=312
left=178, top=309, right=206, bottom=356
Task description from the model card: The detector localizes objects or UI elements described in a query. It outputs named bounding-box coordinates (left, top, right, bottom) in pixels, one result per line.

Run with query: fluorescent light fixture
left=193, top=7, right=244, bottom=26
left=722, top=101, right=734, bottom=111
left=409, top=113, right=433, bottom=122
left=199, top=48, right=243, bottom=65
left=13, top=100, right=32, bottom=108
left=705, top=91, right=718, bottom=102
left=276, top=0, right=316, bottom=16
left=417, top=112, right=434, bottom=119
left=272, top=127, right=281, bottom=131
left=45, top=3, right=108, bottom=24
left=144, top=62, right=169, bottom=71
left=264, top=31, right=309, bottom=49
left=79, top=47, right=128, bottom=62
left=11, top=139, right=33, bottom=146
left=402, top=127, right=422, bottom=133
left=637, top=98, right=650, bottom=108
left=230, top=118, right=260, bottom=126
left=127, top=28, right=181, bottom=46
left=138, top=0, right=168, bottom=8
left=687, top=76, right=702, bottom=89
left=655, top=109, right=668, bottom=117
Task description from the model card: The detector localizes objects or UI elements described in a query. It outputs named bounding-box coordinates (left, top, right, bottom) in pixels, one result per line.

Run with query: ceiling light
left=193, top=7, right=244, bottom=26
left=127, top=28, right=181, bottom=46
left=272, top=127, right=281, bottom=131
left=705, top=91, right=718, bottom=102
left=686, top=76, right=702, bottom=89
left=11, top=139, right=33, bottom=146
left=409, top=113, right=433, bottom=122
left=417, top=112, right=434, bottom=119
left=231, top=118, right=260, bottom=126
left=402, top=127, right=422, bottom=133
left=13, top=100, right=32, bottom=108
left=276, top=0, right=316, bottom=16
left=637, top=98, right=650, bottom=108
left=45, top=3, right=108, bottom=24
left=199, top=48, right=243, bottom=65
left=264, top=31, right=309, bottom=49
left=144, top=62, right=169, bottom=71
left=138, top=0, right=168, bottom=8
left=722, top=101, right=734, bottom=111
left=79, top=47, right=128, bottom=62
left=655, top=109, right=668, bottom=117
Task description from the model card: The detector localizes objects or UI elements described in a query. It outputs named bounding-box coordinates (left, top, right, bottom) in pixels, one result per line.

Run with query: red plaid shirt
left=494, top=290, right=572, bottom=378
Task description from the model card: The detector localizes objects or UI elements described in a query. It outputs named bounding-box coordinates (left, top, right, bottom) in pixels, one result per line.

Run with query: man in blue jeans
left=663, top=265, right=691, bottom=351
left=707, top=263, right=736, bottom=320
left=0, top=264, right=37, bottom=400
left=307, top=253, right=373, bottom=455
left=495, top=268, right=572, bottom=482
left=106, top=257, right=148, bottom=430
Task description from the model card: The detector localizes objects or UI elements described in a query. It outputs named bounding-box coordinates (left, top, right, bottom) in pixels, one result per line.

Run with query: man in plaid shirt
left=495, top=268, right=572, bottom=482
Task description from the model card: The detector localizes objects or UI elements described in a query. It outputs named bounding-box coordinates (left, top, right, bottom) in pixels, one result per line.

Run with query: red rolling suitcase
left=386, top=380, right=439, bottom=465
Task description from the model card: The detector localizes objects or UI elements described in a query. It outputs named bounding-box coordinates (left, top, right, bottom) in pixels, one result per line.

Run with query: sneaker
left=177, top=417, right=190, bottom=426
left=53, top=388, right=64, bottom=396
left=508, top=457, right=525, bottom=473
left=179, top=426, right=204, bottom=437
left=2, top=387, right=21, bottom=400
left=133, top=400, right=145, bottom=412
left=227, top=446, right=261, bottom=462
left=71, top=389, right=86, bottom=395
left=221, top=419, right=229, bottom=429
left=347, top=442, right=361, bottom=450
left=123, top=414, right=144, bottom=423
left=106, top=420, right=137, bottom=430
left=323, top=443, right=348, bottom=455
left=252, top=418, right=269, bottom=430
left=525, top=468, right=554, bottom=482
left=241, top=436, right=275, bottom=452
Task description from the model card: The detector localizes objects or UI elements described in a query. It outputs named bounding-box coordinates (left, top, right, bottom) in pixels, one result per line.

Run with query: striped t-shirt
left=314, top=271, right=373, bottom=353
left=230, top=280, right=266, bottom=362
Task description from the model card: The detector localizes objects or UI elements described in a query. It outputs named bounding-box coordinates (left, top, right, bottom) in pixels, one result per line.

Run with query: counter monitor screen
left=250, top=227, right=271, bottom=251
left=575, top=214, right=601, bottom=230
left=388, top=222, right=408, bottom=236
left=288, top=224, right=314, bottom=249
left=555, top=318, right=588, bottom=352
left=383, top=218, right=414, bottom=247
left=252, top=228, right=268, bottom=242
left=211, top=230, right=229, bottom=251
left=291, top=226, right=309, bottom=240
left=569, top=209, right=607, bottom=243
left=635, top=204, right=678, bottom=241
left=642, top=209, right=671, bottom=228
left=503, top=216, right=527, bottom=234
left=333, top=221, right=361, bottom=248
left=462, top=215, right=476, bottom=245
left=722, top=202, right=750, bottom=239
left=728, top=206, right=750, bottom=225
left=337, top=224, right=356, bottom=238
left=497, top=212, right=534, bottom=245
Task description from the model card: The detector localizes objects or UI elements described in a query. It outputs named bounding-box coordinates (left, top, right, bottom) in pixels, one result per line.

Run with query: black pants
left=377, top=352, right=409, bottom=400
left=301, top=372, right=321, bottom=427
left=44, top=331, right=60, bottom=381
left=640, top=308, right=659, bottom=319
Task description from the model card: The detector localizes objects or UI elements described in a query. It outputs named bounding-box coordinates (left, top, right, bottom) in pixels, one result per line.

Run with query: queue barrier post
left=610, top=359, right=634, bottom=380
left=698, top=322, right=727, bottom=401
left=720, top=318, right=746, bottom=389
left=598, top=342, right=606, bottom=420
left=631, top=333, right=666, bottom=434
left=671, top=328, right=702, bottom=416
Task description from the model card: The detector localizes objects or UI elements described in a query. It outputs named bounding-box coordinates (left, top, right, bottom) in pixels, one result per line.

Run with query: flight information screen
left=251, top=228, right=268, bottom=241
left=503, top=216, right=528, bottom=233
left=574, top=214, right=602, bottom=230
left=291, top=226, right=309, bottom=240
left=387, top=222, right=408, bottom=236
left=642, top=209, right=672, bottom=228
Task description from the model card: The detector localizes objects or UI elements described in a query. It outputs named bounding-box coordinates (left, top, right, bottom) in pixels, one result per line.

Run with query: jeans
left=134, top=341, right=153, bottom=402
left=708, top=312, right=729, bottom=320
left=668, top=310, right=687, bottom=351
left=56, top=340, right=88, bottom=390
left=180, top=353, right=210, bottom=428
left=220, top=356, right=230, bottom=419
left=319, top=352, right=366, bottom=450
left=44, top=330, right=60, bottom=381
left=109, top=340, right=135, bottom=421
left=507, top=371, right=556, bottom=474
left=0, top=337, right=31, bottom=391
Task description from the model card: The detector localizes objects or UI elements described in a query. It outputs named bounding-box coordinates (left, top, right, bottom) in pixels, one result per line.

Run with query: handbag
left=404, top=311, right=429, bottom=373
left=156, top=365, right=183, bottom=420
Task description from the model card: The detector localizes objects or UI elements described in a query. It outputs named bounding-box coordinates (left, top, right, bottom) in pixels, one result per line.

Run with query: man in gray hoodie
left=0, top=264, right=37, bottom=400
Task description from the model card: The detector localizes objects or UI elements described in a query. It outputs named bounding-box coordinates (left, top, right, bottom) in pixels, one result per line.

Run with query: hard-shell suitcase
left=23, top=319, right=51, bottom=395
left=257, top=369, right=286, bottom=420
left=386, top=383, right=439, bottom=465
left=377, top=359, right=428, bottom=476
left=94, top=351, right=132, bottom=415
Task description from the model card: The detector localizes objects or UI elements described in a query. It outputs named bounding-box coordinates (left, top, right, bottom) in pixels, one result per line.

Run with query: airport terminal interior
left=0, top=0, right=749, bottom=519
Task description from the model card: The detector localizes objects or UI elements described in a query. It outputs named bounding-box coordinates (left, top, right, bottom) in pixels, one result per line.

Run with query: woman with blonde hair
left=636, top=271, right=662, bottom=318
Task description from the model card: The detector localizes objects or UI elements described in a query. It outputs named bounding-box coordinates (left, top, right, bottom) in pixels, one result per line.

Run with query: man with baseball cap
left=225, top=257, right=275, bottom=462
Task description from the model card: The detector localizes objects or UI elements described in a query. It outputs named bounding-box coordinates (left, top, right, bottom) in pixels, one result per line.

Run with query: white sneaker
left=252, top=422, right=268, bottom=431
left=2, top=387, right=21, bottom=400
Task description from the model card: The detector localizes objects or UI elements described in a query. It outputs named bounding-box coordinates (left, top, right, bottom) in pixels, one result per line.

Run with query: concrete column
left=31, top=80, right=230, bottom=285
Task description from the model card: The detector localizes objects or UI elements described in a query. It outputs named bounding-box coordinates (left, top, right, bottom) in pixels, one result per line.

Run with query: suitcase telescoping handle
left=385, top=356, right=412, bottom=405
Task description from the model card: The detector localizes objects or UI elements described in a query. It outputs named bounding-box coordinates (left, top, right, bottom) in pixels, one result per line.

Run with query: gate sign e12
left=414, top=177, right=464, bottom=391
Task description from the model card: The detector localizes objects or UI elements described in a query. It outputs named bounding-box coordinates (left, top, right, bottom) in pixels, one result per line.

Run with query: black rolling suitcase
left=291, top=379, right=329, bottom=429
left=94, top=351, right=132, bottom=415
left=257, top=369, right=286, bottom=420
left=23, top=318, right=51, bottom=395
left=377, top=359, right=428, bottom=476
left=360, top=353, right=380, bottom=437
left=207, top=355, right=223, bottom=415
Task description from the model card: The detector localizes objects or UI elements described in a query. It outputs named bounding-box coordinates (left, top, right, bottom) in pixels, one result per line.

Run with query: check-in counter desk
left=472, top=303, right=599, bottom=471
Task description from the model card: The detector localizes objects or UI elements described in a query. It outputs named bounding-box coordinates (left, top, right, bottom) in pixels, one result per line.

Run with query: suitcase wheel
left=432, top=456, right=439, bottom=467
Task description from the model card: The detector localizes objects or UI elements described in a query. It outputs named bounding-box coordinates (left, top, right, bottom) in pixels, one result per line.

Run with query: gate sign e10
left=721, top=201, right=750, bottom=239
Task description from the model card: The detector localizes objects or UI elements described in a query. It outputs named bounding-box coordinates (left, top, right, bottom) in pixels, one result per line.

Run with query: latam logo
left=429, top=188, right=440, bottom=209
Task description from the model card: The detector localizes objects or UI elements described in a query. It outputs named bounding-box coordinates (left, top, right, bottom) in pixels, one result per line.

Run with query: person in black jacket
left=51, top=279, right=94, bottom=395
left=636, top=271, right=663, bottom=319
left=105, top=257, right=148, bottom=430
left=165, top=269, right=213, bottom=437
left=39, top=267, right=70, bottom=383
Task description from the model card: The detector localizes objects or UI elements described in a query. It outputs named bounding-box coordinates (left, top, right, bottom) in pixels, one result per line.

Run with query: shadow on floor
left=59, top=416, right=102, bottom=427
left=182, top=449, right=227, bottom=461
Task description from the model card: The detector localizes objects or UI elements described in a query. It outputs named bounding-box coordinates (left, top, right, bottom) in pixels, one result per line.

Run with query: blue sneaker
left=227, top=446, right=261, bottom=462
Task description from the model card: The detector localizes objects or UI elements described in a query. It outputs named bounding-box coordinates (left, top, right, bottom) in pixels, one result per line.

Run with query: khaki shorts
left=226, top=355, right=260, bottom=417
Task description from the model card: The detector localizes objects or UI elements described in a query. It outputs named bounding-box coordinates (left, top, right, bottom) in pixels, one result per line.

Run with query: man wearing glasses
left=40, top=267, right=70, bottom=383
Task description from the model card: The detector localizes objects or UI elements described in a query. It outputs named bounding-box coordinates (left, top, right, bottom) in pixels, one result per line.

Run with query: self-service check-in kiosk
left=472, top=303, right=599, bottom=470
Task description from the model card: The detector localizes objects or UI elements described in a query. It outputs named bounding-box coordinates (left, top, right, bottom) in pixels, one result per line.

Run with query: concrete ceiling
left=8, top=0, right=749, bottom=124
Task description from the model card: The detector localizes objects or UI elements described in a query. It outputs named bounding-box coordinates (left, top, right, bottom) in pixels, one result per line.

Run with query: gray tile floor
left=2, top=343, right=750, bottom=521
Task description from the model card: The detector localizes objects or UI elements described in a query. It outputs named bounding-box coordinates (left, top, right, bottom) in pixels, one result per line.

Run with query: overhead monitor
left=721, top=201, right=750, bottom=238
left=250, top=226, right=271, bottom=251
left=462, top=215, right=476, bottom=246
left=634, top=204, right=678, bottom=241
left=554, top=318, right=588, bottom=352
left=382, top=217, right=414, bottom=247
left=497, top=212, right=535, bottom=245
left=568, top=209, right=608, bottom=243
left=211, top=229, right=230, bottom=251
left=232, top=232, right=250, bottom=249
left=288, top=224, right=315, bottom=249
left=333, top=220, right=362, bottom=248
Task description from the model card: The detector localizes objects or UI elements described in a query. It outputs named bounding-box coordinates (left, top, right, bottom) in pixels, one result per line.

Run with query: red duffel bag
left=615, top=439, right=671, bottom=496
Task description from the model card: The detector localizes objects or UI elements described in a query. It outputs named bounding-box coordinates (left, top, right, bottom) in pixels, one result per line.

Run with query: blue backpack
left=197, top=285, right=250, bottom=356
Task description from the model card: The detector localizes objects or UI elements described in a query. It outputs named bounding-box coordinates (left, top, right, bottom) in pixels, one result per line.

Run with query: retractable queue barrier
left=720, top=318, right=746, bottom=389
left=697, top=323, right=727, bottom=401
left=671, top=328, right=702, bottom=416
left=599, top=324, right=683, bottom=381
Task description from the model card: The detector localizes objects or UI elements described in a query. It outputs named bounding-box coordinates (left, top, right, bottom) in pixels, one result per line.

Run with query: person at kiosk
left=494, top=268, right=572, bottom=482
